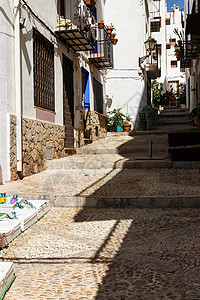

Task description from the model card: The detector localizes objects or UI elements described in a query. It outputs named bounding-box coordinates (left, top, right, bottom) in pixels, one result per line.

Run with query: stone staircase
left=1, top=106, right=200, bottom=209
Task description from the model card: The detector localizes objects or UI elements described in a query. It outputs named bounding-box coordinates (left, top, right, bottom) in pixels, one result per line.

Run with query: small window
left=171, top=61, right=177, bottom=68
left=171, top=38, right=176, bottom=45
left=166, top=43, right=171, bottom=49
left=166, top=18, right=170, bottom=25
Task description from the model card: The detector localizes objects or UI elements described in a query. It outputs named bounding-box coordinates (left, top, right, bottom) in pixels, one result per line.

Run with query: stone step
left=46, top=157, right=200, bottom=170
left=160, top=112, right=188, bottom=118
left=19, top=194, right=200, bottom=209
left=64, top=148, right=77, bottom=155
left=159, top=118, right=191, bottom=125
left=169, top=145, right=200, bottom=161
left=76, top=145, right=168, bottom=155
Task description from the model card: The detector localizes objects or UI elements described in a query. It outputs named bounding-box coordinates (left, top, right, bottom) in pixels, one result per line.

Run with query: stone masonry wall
left=10, top=115, right=65, bottom=179
left=84, top=110, right=107, bottom=142
left=75, top=111, right=107, bottom=148
left=10, top=115, right=17, bottom=180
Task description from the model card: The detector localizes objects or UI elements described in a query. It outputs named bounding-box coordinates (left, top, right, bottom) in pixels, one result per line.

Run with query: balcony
left=145, top=48, right=161, bottom=79
left=88, top=27, right=113, bottom=69
left=180, top=36, right=200, bottom=68
left=55, top=0, right=95, bottom=52
left=186, top=0, right=200, bottom=36
left=150, top=0, right=161, bottom=32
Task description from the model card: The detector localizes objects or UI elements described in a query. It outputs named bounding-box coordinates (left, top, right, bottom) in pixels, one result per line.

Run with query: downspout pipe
left=14, top=0, right=22, bottom=173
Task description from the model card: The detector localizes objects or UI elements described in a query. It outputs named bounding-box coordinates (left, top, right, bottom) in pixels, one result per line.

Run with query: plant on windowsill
left=107, top=108, right=126, bottom=132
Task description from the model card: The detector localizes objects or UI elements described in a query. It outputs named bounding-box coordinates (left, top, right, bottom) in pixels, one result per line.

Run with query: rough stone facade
left=75, top=111, right=107, bottom=148
left=10, top=115, right=65, bottom=180
left=10, top=115, right=17, bottom=180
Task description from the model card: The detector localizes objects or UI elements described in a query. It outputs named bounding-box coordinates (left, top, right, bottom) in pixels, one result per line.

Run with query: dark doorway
left=63, top=55, right=74, bottom=148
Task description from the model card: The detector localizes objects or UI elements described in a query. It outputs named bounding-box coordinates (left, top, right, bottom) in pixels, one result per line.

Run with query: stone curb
left=16, top=194, right=200, bottom=209
left=46, top=160, right=200, bottom=170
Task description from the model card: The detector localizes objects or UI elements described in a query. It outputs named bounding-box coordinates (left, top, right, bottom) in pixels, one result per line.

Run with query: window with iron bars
left=33, top=29, right=55, bottom=112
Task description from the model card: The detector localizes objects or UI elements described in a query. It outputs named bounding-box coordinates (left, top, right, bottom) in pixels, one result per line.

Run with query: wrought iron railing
left=56, top=0, right=96, bottom=51
left=145, top=46, right=161, bottom=79
left=89, top=26, right=113, bottom=68
left=150, top=0, right=161, bottom=32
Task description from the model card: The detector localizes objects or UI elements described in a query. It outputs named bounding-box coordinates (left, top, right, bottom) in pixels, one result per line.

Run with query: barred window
left=93, top=78, right=103, bottom=114
left=33, top=29, right=55, bottom=111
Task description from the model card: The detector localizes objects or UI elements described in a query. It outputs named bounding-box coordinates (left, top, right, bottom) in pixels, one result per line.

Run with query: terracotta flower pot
left=106, top=28, right=113, bottom=35
left=110, top=33, right=116, bottom=41
left=86, top=0, right=96, bottom=8
left=122, top=124, right=131, bottom=132
left=98, top=21, right=104, bottom=29
left=113, top=38, right=118, bottom=45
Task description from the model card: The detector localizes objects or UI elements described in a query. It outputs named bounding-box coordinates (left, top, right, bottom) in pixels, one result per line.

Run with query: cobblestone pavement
left=2, top=207, right=200, bottom=299
left=1, top=168, right=200, bottom=200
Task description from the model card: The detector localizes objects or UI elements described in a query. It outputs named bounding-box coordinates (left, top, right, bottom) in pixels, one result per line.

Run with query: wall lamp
left=139, top=36, right=157, bottom=67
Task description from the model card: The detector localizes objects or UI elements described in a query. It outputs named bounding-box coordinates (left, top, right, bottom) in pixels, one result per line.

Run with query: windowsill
left=35, top=107, right=56, bottom=123
left=34, top=106, right=56, bottom=115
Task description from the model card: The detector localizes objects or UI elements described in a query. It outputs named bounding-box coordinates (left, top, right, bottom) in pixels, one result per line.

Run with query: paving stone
left=1, top=207, right=200, bottom=299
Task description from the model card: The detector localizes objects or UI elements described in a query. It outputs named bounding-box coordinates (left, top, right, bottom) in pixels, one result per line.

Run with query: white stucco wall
left=0, top=0, right=14, bottom=183
left=104, top=0, right=149, bottom=125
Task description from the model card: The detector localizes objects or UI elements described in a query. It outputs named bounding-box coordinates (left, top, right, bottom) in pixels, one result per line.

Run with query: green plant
left=152, top=80, right=176, bottom=107
left=173, top=28, right=184, bottom=42
left=107, top=108, right=126, bottom=126
left=123, top=115, right=132, bottom=124
left=177, top=83, right=186, bottom=105
left=106, top=23, right=115, bottom=30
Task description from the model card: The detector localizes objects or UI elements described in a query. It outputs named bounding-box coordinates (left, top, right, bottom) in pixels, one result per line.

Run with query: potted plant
left=98, top=20, right=104, bottom=29
left=122, top=115, right=132, bottom=132
left=86, top=0, right=96, bottom=8
left=106, top=23, right=115, bottom=34
left=174, top=44, right=180, bottom=60
left=110, top=32, right=116, bottom=41
left=113, top=38, right=118, bottom=45
left=107, top=108, right=126, bottom=132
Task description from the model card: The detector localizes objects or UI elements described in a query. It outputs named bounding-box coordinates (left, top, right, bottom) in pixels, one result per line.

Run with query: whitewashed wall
left=0, top=0, right=14, bottom=183
left=104, top=0, right=149, bottom=127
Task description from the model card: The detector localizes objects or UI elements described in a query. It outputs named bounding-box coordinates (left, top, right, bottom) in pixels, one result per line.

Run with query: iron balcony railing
left=150, top=0, right=161, bottom=32
left=55, top=0, right=96, bottom=51
left=180, top=36, right=200, bottom=68
left=145, top=46, right=161, bottom=79
left=88, top=26, right=113, bottom=69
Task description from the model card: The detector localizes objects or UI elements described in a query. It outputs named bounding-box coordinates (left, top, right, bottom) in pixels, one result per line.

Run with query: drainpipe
left=14, top=0, right=22, bottom=173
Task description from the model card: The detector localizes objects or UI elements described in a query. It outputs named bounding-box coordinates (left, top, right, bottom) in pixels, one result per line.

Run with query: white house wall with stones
left=0, top=0, right=113, bottom=183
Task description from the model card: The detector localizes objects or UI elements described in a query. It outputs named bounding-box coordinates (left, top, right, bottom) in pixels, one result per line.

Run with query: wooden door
left=63, top=55, right=74, bottom=148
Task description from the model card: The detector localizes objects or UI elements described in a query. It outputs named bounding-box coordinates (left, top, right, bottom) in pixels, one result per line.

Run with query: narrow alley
left=1, top=106, right=200, bottom=299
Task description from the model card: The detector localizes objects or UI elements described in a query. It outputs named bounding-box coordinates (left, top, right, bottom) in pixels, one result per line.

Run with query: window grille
left=33, top=29, right=55, bottom=111
left=93, top=78, right=103, bottom=114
